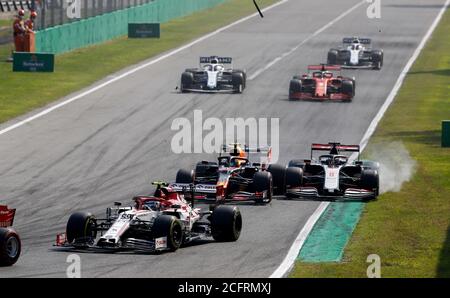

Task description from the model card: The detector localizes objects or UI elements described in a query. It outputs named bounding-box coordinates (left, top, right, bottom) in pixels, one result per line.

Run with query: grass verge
left=291, top=9, right=450, bottom=278
left=0, top=0, right=277, bottom=124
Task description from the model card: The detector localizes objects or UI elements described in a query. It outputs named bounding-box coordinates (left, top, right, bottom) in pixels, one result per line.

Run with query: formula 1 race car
left=171, top=143, right=286, bottom=203
left=284, top=143, right=380, bottom=200
left=0, top=205, right=21, bottom=266
left=55, top=182, right=242, bottom=253
left=289, top=64, right=355, bottom=101
left=180, top=56, right=247, bottom=93
left=172, top=144, right=287, bottom=204
left=327, top=37, right=384, bottom=69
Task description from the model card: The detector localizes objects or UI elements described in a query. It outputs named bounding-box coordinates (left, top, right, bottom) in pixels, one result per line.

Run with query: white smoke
left=366, top=141, right=417, bottom=194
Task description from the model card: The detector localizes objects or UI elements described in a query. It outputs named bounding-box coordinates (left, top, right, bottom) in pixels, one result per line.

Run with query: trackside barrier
left=34, top=0, right=226, bottom=54
left=442, top=120, right=450, bottom=147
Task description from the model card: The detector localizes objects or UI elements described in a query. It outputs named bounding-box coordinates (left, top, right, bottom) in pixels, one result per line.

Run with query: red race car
left=289, top=64, right=355, bottom=101
left=0, top=205, right=21, bottom=266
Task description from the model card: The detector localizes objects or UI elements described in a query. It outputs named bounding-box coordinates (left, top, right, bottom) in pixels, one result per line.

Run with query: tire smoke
left=366, top=141, right=417, bottom=194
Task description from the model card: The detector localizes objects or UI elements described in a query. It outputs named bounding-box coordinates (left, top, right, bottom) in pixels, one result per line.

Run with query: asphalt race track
left=0, top=0, right=446, bottom=277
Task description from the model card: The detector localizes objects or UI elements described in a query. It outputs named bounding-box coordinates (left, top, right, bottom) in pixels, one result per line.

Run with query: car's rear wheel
left=360, top=169, right=379, bottom=199
left=253, top=171, right=273, bottom=204
left=66, top=212, right=97, bottom=245
left=210, top=206, right=242, bottom=242
left=327, top=49, right=339, bottom=65
left=152, top=215, right=183, bottom=251
left=176, top=169, right=194, bottom=184
left=288, top=159, right=305, bottom=168
left=285, top=167, right=303, bottom=198
left=0, top=228, right=21, bottom=266
left=267, top=164, right=286, bottom=195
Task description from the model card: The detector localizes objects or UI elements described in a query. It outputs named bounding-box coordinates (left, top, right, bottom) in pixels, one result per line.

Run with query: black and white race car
left=284, top=143, right=380, bottom=200
left=55, top=182, right=242, bottom=253
left=327, top=37, right=384, bottom=70
left=180, top=56, right=247, bottom=93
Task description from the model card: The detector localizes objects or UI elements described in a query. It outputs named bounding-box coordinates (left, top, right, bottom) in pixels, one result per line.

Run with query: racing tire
left=289, top=79, right=302, bottom=100
left=233, top=69, right=247, bottom=88
left=181, top=72, right=194, bottom=93
left=360, top=169, right=379, bottom=199
left=210, top=206, right=242, bottom=242
left=66, top=212, right=97, bottom=245
left=285, top=167, right=303, bottom=198
left=232, top=72, right=245, bottom=93
left=327, top=49, right=339, bottom=65
left=267, top=164, right=286, bottom=195
left=152, top=215, right=183, bottom=251
left=359, top=160, right=380, bottom=171
left=0, top=228, right=21, bottom=266
left=372, top=50, right=383, bottom=70
left=195, top=161, right=218, bottom=177
left=288, top=159, right=305, bottom=168
left=176, top=169, right=194, bottom=184
left=341, top=80, right=355, bottom=99
left=253, top=171, right=273, bottom=204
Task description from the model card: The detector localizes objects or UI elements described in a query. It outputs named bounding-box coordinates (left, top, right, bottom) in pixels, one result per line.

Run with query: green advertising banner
left=128, top=23, right=160, bottom=38
left=442, top=120, right=450, bottom=147
left=13, top=52, right=55, bottom=72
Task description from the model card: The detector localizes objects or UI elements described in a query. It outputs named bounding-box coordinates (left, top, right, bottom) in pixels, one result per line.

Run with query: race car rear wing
left=307, top=64, right=341, bottom=71
left=343, top=37, right=371, bottom=44
left=220, top=143, right=272, bottom=164
left=200, top=56, right=233, bottom=64
left=311, top=143, right=360, bottom=159
left=0, top=205, right=16, bottom=227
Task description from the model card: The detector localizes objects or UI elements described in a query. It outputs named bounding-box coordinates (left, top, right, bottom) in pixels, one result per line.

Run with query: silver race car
left=180, top=56, right=247, bottom=93
left=327, top=37, right=384, bottom=70
left=285, top=143, right=380, bottom=200
left=55, top=182, right=242, bottom=253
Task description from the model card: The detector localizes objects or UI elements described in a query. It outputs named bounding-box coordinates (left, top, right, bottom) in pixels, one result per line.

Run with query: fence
left=35, top=0, right=227, bottom=54
left=33, top=0, right=157, bottom=30
left=0, top=1, right=34, bottom=12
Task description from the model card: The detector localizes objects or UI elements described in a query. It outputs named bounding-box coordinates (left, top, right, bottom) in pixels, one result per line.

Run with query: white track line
left=270, top=201, right=330, bottom=278
left=270, top=0, right=450, bottom=278
left=248, top=0, right=366, bottom=80
left=0, top=0, right=289, bottom=137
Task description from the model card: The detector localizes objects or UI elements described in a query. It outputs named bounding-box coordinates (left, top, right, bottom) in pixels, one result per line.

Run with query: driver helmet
left=154, top=186, right=170, bottom=198
left=143, top=200, right=161, bottom=211
left=214, top=64, right=224, bottom=71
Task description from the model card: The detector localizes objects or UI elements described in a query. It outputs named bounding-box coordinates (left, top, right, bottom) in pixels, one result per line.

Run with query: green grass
left=0, top=19, right=11, bottom=27
left=0, top=0, right=277, bottom=124
left=291, top=10, right=450, bottom=278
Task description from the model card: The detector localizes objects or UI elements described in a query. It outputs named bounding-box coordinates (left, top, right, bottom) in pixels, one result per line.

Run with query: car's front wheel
left=210, top=206, right=242, bottom=242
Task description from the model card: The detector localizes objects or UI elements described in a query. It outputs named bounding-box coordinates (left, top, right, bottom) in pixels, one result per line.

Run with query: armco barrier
left=35, top=0, right=226, bottom=54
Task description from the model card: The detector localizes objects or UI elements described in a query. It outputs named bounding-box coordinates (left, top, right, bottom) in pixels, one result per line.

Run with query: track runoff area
left=0, top=0, right=448, bottom=293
